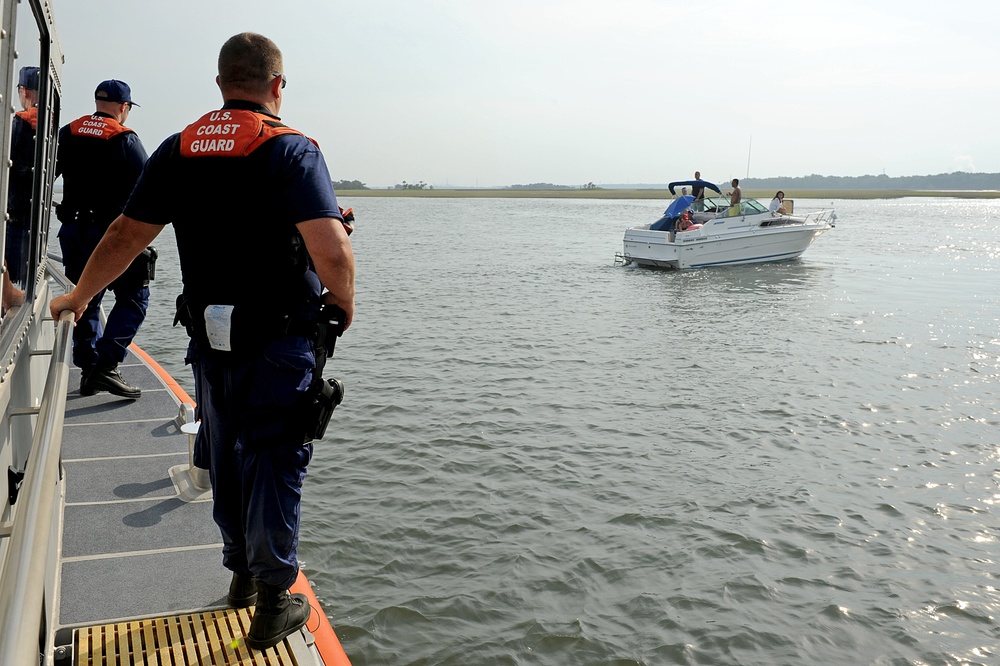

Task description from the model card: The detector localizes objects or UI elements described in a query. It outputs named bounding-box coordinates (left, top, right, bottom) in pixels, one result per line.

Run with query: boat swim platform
left=75, top=608, right=310, bottom=665
left=57, top=350, right=322, bottom=664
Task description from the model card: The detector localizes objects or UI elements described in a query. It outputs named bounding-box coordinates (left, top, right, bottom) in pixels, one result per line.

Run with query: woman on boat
left=677, top=211, right=693, bottom=231
left=769, top=191, right=787, bottom=214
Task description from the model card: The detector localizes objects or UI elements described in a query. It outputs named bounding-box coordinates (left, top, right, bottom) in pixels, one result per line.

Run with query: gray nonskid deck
left=58, top=351, right=232, bottom=628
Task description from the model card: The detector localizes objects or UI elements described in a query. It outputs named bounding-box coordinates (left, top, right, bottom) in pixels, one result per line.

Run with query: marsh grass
left=337, top=188, right=1000, bottom=200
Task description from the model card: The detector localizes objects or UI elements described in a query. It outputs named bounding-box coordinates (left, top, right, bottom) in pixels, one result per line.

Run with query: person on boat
left=677, top=210, right=694, bottom=231
left=691, top=170, right=706, bottom=210
left=55, top=80, right=152, bottom=399
left=727, top=178, right=742, bottom=216
left=50, top=32, right=355, bottom=652
left=5, top=66, right=40, bottom=287
left=728, top=179, right=742, bottom=206
left=769, top=191, right=787, bottom=214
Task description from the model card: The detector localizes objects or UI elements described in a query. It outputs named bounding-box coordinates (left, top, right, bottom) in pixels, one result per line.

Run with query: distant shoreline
left=336, top=189, right=1000, bottom=200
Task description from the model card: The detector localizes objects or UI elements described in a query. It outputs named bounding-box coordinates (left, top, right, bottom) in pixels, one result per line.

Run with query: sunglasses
left=272, top=72, right=287, bottom=89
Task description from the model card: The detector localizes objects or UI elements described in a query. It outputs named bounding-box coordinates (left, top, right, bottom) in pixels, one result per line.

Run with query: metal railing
left=45, top=254, right=70, bottom=290
left=0, top=304, right=73, bottom=665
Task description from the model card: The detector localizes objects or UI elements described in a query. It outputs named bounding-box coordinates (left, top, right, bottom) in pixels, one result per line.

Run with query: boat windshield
left=697, top=196, right=730, bottom=213
left=700, top=197, right=771, bottom=218
left=741, top=199, right=769, bottom=214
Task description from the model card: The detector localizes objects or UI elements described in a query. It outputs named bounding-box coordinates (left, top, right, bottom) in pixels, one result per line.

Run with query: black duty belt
left=173, top=296, right=322, bottom=354
left=55, top=204, right=118, bottom=225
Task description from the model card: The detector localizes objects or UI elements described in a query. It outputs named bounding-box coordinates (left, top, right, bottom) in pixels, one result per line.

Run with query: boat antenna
left=746, top=135, right=752, bottom=179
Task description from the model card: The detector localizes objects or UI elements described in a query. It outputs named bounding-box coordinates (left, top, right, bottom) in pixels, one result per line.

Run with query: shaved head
left=218, top=32, right=283, bottom=97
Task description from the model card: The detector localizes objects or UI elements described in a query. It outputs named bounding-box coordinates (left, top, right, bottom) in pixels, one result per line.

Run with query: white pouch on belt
left=204, top=305, right=235, bottom=352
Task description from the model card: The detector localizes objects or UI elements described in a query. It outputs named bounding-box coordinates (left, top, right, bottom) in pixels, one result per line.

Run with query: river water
left=134, top=197, right=1000, bottom=665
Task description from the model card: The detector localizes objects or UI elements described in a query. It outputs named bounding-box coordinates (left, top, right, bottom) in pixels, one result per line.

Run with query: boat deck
left=57, top=350, right=321, bottom=663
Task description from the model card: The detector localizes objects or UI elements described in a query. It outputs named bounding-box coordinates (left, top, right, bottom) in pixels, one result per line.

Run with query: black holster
left=303, top=377, right=344, bottom=443
left=306, top=304, right=347, bottom=441
left=173, top=293, right=197, bottom=337
left=313, top=303, right=347, bottom=370
left=112, top=246, right=157, bottom=289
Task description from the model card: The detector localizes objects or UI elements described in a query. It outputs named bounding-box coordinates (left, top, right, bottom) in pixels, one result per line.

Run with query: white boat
left=616, top=184, right=836, bottom=270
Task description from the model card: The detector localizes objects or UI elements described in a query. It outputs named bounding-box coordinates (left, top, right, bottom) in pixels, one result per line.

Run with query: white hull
left=620, top=203, right=835, bottom=270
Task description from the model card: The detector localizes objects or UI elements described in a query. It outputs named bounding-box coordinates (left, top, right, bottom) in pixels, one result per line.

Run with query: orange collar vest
left=16, top=107, right=38, bottom=130
left=69, top=114, right=133, bottom=140
left=179, top=109, right=314, bottom=158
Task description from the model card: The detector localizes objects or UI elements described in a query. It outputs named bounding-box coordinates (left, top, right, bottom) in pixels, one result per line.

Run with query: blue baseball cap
left=95, top=79, right=139, bottom=107
left=18, top=66, right=39, bottom=90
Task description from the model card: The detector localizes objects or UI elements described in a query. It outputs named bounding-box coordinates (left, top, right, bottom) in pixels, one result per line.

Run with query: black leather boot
left=79, top=367, right=96, bottom=396
left=246, top=581, right=310, bottom=650
left=86, top=364, right=141, bottom=399
left=227, top=572, right=257, bottom=608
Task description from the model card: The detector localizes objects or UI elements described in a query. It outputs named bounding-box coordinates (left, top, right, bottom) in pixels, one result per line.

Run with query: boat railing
left=49, top=253, right=206, bottom=494
left=0, top=289, right=73, bottom=665
left=799, top=208, right=837, bottom=226
left=45, top=253, right=71, bottom=291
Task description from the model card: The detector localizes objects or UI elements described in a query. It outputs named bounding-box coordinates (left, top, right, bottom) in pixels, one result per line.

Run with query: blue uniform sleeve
left=121, top=132, right=149, bottom=174
left=122, top=134, right=177, bottom=226
left=270, top=136, right=341, bottom=223
left=120, top=133, right=148, bottom=197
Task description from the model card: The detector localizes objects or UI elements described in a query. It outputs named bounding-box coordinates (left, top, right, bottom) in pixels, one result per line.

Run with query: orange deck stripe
left=129, top=342, right=195, bottom=407
left=291, top=571, right=353, bottom=666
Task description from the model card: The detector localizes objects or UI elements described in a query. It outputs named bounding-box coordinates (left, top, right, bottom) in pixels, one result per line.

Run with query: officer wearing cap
left=5, top=66, right=41, bottom=288
left=50, top=34, right=355, bottom=651
left=55, top=80, right=151, bottom=399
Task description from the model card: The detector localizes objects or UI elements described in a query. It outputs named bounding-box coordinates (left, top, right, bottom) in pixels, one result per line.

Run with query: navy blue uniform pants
left=188, top=336, right=315, bottom=590
left=58, top=221, right=149, bottom=369
left=5, top=221, right=30, bottom=285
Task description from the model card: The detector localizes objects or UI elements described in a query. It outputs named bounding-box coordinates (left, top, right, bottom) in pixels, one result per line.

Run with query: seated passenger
left=769, top=191, right=787, bottom=214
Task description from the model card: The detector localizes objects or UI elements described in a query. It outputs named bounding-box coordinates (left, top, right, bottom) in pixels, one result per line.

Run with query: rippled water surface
left=135, top=198, right=1000, bottom=665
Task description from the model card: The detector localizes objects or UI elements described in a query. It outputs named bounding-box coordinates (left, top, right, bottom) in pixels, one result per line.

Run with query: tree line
left=742, top=172, right=1000, bottom=190
left=332, top=179, right=369, bottom=190
left=335, top=172, right=1000, bottom=192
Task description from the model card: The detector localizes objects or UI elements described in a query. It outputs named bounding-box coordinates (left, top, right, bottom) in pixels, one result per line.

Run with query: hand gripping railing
left=0, top=308, right=74, bottom=665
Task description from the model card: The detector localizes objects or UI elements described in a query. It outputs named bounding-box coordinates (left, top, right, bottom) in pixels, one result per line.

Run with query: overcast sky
left=34, top=0, right=1000, bottom=188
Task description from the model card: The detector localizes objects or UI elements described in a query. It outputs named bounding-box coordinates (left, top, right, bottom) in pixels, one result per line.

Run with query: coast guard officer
left=56, top=79, right=151, bottom=398
left=50, top=33, right=355, bottom=651
left=6, top=66, right=40, bottom=287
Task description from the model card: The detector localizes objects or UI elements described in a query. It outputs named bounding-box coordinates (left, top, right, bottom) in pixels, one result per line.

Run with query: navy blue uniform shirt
left=124, top=100, right=341, bottom=310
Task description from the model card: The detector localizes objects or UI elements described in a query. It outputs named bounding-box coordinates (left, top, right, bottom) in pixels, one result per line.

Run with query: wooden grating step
left=75, top=608, right=299, bottom=665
